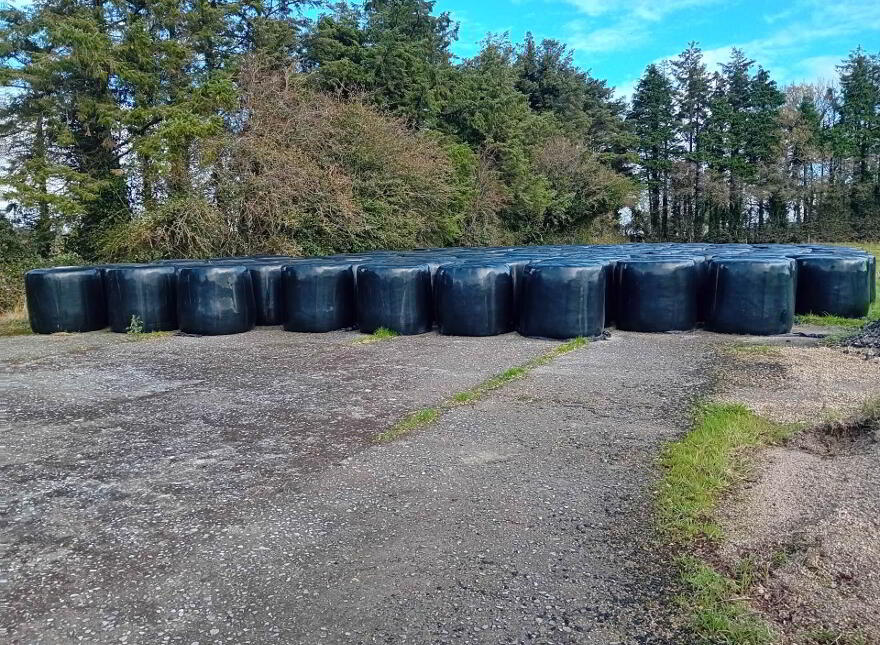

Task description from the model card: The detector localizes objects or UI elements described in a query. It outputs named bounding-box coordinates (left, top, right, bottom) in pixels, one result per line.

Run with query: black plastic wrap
left=27, top=243, right=876, bottom=337
left=356, top=263, right=432, bottom=335
left=519, top=260, right=606, bottom=339
left=502, top=258, right=531, bottom=324
left=706, top=257, right=795, bottom=335
left=247, top=262, right=286, bottom=326
left=282, top=261, right=356, bottom=332
left=104, top=265, right=177, bottom=333
left=177, top=265, right=256, bottom=335
left=871, top=255, right=876, bottom=302
left=26, top=267, right=107, bottom=334
left=614, top=258, right=698, bottom=332
left=434, top=262, right=513, bottom=336
left=795, top=255, right=871, bottom=318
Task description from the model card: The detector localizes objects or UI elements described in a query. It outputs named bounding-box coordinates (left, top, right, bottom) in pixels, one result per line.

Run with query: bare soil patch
left=716, top=345, right=880, bottom=644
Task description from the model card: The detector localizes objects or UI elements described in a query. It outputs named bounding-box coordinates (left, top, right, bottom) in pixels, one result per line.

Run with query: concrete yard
left=0, top=327, right=767, bottom=643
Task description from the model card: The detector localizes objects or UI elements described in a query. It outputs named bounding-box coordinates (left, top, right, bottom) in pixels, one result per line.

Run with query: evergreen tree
left=0, top=0, right=307, bottom=259
left=302, top=0, right=457, bottom=127
left=671, top=42, right=709, bottom=239
left=628, top=63, right=677, bottom=239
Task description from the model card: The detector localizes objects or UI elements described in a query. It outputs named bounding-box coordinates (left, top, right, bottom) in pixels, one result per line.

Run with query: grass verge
left=658, top=402, right=793, bottom=542
left=677, top=555, right=776, bottom=645
left=658, top=402, right=795, bottom=644
left=375, top=336, right=587, bottom=442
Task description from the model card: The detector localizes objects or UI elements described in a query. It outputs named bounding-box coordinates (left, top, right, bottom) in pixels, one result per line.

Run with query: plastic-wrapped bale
left=706, top=257, right=795, bottom=335
left=434, top=262, right=513, bottom=336
left=246, top=262, right=287, bottom=326
left=831, top=251, right=876, bottom=303
left=356, top=262, right=432, bottom=335
left=614, top=258, right=698, bottom=332
left=25, top=267, right=107, bottom=334
left=105, top=265, right=177, bottom=333
left=177, top=265, right=256, bottom=335
left=501, top=258, right=531, bottom=324
left=590, top=255, right=627, bottom=326
left=795, top=255, right=871, bottom=318
left=519, top=260, right=606, bottom=339
left=282, top=261, right=356, bottom=332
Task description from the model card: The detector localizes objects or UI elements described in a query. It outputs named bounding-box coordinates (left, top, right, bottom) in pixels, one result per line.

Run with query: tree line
left=627, top=44, right=880, bottom=242
left=1, top=0, right=879, bottom=272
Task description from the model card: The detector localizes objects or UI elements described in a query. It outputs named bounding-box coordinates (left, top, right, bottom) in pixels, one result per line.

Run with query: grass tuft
left=678, top=555, right=777, bottom=645
left=375, top=407, right=440, bottom=443
left=124, top=314, right=172, bottom=341
left=657, top=402, right=793, bottom=543
left=658, top=402, right=798, bottom=644
left=354, top=327, right=400, bottom=344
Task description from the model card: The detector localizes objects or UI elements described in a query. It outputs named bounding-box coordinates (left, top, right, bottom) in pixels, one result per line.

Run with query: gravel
left=841, top=320, right=880, bottom=350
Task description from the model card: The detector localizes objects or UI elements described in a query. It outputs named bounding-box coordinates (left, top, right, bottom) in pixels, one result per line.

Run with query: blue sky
left=436, top=0, right=880, bottom=100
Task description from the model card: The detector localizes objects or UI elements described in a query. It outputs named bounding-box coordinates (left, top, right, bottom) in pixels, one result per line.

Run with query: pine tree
left=628, top=63, right=677, bottom=239
left=671, top=42, right=710, bottom=239
left=747, top=67, right=785, bottom=232
left=0, top=0, right=307, bottom=258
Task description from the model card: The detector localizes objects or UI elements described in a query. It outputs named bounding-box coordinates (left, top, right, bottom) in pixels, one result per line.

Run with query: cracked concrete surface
left=1, top=328, right=717, bottom=644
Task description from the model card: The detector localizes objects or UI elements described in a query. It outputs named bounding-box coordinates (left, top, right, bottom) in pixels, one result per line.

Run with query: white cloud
left=567, top=22, right=649, bottom=53
left=792, top=55, right=845, bottom=84
left=614, top=76, right=640, bottom=102
left=561, top=0, right=721, bottom=54
left=652, top=0, right=880, bottom=84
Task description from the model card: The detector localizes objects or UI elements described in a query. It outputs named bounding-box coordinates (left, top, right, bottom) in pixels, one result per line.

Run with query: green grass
left=124, top=314, right=172, bottom=341
left=354, top=326, right=400, bottom=344
left=658, top=402, right=793, bottom=543
left=375, top=407, right=441, bottom=442
left=678, top=555, right=777, bottom=645
left=658, top=403, right=800, bottom=644
left=374, top=336, right=588, bottom=442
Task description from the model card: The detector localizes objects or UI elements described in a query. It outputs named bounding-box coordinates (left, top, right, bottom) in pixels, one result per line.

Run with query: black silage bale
left=614, top=258, right=698, bottom=332
left=795, top=255, right=871, bottom=318
left=829, top=250, right=876, bottom=303
left=519, top=259, right=606, bottom=339
left=176, top=265, right=256, bottom=335
left=247, top=262, right=287, bottom=326
left=26, top=267, right=107, bottom=334
left=356, top=262, right=432, bottom=335
left=706, top=257, right=795, bottom=335
left=104, top=265, right=177, bottom=333
left=282, top=261, right=356, bottom=332
left=434, top=262, right=513, bottom=336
